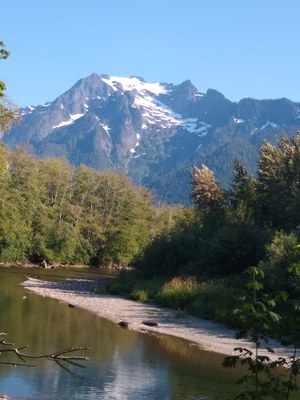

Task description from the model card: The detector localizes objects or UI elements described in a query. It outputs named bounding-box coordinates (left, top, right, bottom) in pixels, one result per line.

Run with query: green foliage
left=260, top=231, right=299, bottom=292
left=136, top=132, right=300, bottom=282
left=223, top=266, right=300, bottom=400
left=0, top=146, right=171, bottom=266
left=105, top=270, right=241, bottom=322
left=105, top=270, right=164, bottom=302
left=257, top=133, right=300, bottom=230
left=0, top=42, right=19, bottom=132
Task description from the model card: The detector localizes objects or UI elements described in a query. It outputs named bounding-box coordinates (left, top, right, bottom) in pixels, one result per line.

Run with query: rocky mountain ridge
left=4, top=74, right=300, bottom=203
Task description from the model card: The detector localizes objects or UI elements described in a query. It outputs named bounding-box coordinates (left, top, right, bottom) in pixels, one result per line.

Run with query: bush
left=129, top=289, right=149, bottom=303
left=260, top=231, right=299, bottom=292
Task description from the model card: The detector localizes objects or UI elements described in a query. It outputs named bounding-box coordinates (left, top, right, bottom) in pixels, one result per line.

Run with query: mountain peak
left=100, top=75, right=167, bottom=96
left=4, top=73, right=300, bottom=204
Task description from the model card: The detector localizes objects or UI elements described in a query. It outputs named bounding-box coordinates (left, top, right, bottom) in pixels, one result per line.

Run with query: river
left=0, top=267, right=280, bottom=399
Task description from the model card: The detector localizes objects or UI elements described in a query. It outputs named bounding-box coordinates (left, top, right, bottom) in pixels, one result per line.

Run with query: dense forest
left=0, top=145, right=190, bottom=266
left=107, top=133, right=300, bottom=334
left=134, top=132, right=300, bottom=282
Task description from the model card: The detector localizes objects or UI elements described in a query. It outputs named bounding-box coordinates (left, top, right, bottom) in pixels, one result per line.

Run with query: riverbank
left=22, top=277, right=294, bottom=358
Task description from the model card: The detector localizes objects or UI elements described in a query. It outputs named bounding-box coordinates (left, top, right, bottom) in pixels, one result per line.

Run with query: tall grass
left=104, top=271, right=241, bottom=324
left=155, top=276, right=202, bottom=309
left=155, top=276, right=239, bottom=322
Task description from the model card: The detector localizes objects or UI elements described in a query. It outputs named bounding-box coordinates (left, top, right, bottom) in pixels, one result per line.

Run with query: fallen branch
left=1, top=346, right=88, bottom=359
left=0, top=332, right=88, bottom=367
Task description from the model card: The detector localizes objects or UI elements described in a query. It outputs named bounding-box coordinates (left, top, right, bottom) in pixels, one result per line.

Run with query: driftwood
left=0, top=333, right=88, bottom=368
left=142, top=320, right=158, bottom=327
left=0, top=345, right=89, bottom=367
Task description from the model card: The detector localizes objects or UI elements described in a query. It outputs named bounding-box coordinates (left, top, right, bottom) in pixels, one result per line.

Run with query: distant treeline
left=0, top=144, right=187, bottom=266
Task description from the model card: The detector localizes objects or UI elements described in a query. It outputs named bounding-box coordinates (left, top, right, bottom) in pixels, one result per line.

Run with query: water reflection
left=0, top=268, right=243, bottom=399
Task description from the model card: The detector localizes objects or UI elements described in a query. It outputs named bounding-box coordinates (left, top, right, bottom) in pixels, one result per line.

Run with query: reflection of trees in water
left=0, top=270, right=242, bottom=399
left=0, top=270, right=139, bottom=360
left=141, top=333, right=242, bottom=400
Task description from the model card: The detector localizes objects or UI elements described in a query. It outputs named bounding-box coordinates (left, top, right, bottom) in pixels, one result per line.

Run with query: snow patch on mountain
left=261, top=121, right=279, bottom=130
left=102, top=76, right=167, bottom=96
left=133, top=152, right=146, bottom=159
left=21, top=105, right=37, bottom=115
left=134, top=92, right=210, bottom=136
left=99, top=75, right=210, bottom=137
left=182, top=119, right=211, bottom=136
left=130, top=133, right=141, bottom=153
left=233, top=117, right=244, bottom=124
left=52, top=113, right=84, bottom=129
left=95, top=116, right=110, bottom=135
left=136, top=95, right=180, bottom=128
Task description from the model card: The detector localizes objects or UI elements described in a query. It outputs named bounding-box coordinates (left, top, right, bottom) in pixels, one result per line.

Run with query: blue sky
left=1, top=0, right=300, bottom=106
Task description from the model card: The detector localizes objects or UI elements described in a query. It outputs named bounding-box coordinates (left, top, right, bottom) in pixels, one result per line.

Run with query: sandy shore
left=22, top=277, right=294, bottom=358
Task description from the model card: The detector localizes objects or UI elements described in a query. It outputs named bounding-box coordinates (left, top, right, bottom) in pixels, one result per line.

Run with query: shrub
left=129, top=289, right=149, bottom=303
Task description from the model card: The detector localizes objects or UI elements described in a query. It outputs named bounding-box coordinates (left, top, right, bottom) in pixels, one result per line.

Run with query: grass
left=102, top=270, right=242, bottom=324
left=155, top=276, right=202, bottom=309
left=103, top=269, right=164, bottom=303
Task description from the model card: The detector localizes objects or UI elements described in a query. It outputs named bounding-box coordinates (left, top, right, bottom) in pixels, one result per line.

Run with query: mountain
left=4, top=74, right=300, bottom=204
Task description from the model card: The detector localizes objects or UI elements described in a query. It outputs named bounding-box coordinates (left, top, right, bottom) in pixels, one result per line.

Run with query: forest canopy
left=135, top=132, right=300, bottom=285
left=0, top=147, right=185, bottom=266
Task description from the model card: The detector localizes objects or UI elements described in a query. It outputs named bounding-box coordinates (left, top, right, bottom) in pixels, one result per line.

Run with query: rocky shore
left=22, top=277, right=294, bottom=358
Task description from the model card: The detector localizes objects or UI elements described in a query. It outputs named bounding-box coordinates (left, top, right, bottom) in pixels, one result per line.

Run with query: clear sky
left=1, top=0, right=300, bottom=107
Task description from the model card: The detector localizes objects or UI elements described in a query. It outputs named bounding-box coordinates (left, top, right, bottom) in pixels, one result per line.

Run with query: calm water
left=0, top=268, right=253, bottom=399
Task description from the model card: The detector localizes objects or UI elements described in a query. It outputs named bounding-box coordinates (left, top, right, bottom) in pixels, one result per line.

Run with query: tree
left=257, top=133, right=300, bottom=230
left=191, top=164, right=225, bottom=217
left=0, top=41, right=19, bottom=132
left=230, top=160, right=257, bottom=210
left=0, top=41, right=10, bottom=97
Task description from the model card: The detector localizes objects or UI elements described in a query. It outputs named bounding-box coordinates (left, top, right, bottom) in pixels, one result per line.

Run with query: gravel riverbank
left=22, top=277, right=294, bottom=358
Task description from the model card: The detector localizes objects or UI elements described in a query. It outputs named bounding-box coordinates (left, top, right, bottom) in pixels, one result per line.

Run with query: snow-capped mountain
left=4, top=74, right=300, bottom=203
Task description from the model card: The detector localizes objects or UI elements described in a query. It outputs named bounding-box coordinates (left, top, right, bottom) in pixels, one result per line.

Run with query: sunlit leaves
left=257, top=132, right=300, bottom=229
left=0, top=146, right=160, bottom=266
left=191, top=164, right=225, bottom=217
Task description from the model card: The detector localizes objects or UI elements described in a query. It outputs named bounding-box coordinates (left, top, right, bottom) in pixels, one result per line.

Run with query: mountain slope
left=4, top=74, right=300, bottom=203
